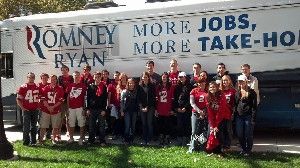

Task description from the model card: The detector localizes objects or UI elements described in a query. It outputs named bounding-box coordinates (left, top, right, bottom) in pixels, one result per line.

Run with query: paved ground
left=4, top=122, right=300, bottom=154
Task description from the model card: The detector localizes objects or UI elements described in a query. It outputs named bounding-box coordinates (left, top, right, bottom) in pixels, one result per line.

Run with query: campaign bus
left=1, top=0, right=300, bottom=128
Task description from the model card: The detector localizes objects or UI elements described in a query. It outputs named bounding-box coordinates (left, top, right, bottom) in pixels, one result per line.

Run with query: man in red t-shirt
left=188, top=79, right=207, bottom=153
left=37, top=73, right=50, bottom=91
left=39, top=75, right=64, bottom=144
left=17, top=72, right=40, bottom=146
left=37, top=73, right=50, bottom=139
left=190, top=63, right=202, bottom=87
left=107, top=71, right=120, bottom=137
left=67, top=71, right=87, bottom=145
left=58, top=65, right=74, bottom=139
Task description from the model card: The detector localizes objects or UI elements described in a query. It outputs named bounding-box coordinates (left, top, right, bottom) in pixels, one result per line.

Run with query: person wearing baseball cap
left=173, top=71, right=193, bottom=146
left=240, top=64, right=260, bottom=104
left=235, top=72, right=257, bottom=156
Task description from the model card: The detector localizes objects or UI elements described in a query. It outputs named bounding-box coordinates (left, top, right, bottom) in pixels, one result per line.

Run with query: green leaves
left=0, top=0, right=105, bottom=20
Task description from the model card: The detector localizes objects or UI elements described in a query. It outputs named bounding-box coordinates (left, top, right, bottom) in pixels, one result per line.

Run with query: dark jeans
left=141, top=107, right=154, bottom=142
left=88, top=109, right=106, bottom=143
left=222, top=119, right=232, bottom=148
left=124, top=111, right=137, bottom=142
left=170, top=115, right=177, bottom=137
left=158, top=115, right=171, bottom=135
left=23, top=110, right=39, bottom=145
left=177, top=111, right=191, bottom=137
left=114, top=118, right=124, bottom=136
left=236, top=115, right=254, bottom=153
left=189, top=113, right=208, bottom=151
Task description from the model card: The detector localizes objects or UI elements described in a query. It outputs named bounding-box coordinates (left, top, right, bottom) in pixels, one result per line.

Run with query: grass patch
left=0, top=141, right=299, bottom=168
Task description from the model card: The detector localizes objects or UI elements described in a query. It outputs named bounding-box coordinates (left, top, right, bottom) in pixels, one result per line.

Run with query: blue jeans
left=141, top=107, right=154, bottom=143
left=236, top=115, right=254, bottom=153
left=188, top=113, right=208, bottom=152
left=88, top=109, right=106, bottom=143
left=23, top=110, right=39, bottom=145
left=124, top=111, right=137, bottom=142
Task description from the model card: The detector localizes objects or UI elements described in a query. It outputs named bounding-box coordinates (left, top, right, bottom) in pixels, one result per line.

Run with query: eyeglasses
left=178, top=76, right=184, bottom=78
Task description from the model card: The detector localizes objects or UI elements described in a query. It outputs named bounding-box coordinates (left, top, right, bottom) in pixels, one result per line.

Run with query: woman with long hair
left=139, top=71, right=156, bottom=145
left=117, top=73, right=128, bottom=98
left=120, top=78, right=141, bottom=144
left=187, top=79, right=208, bottom=153
left=235, top=75, right=257, bottom=156
left=200, top=71, right=209, bottom=92
left=155, top=72, right=175, bottom=146
left=206, top=81, right=227, bottom=155
left=115, top=73, right=128, bottom=137
left=220, top=75, right=236, bottom=151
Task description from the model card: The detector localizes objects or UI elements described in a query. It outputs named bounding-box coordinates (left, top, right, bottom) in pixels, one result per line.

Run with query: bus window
left=0, top=53, right=13, bottom=78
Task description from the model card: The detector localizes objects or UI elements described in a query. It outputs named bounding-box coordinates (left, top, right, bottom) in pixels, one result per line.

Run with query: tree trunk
left=0, top=71, right=14, bottom=159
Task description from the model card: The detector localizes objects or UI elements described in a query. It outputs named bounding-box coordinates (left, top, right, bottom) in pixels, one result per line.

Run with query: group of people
left=16, top=59, right=259, bottom=157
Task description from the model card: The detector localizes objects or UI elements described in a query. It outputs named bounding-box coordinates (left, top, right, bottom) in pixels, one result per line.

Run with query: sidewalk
left=4, top=122, right=300, bottom=154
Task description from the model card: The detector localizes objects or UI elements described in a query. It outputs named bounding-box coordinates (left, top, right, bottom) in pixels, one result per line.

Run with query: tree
left=0, top=27, right=14, bottom=159
left=0, top=0, right=100, bottom=20
left=0, top=79, right=14, bottom=160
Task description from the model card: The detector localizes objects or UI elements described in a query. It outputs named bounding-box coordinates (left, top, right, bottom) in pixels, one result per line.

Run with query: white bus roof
left=2, top=0, right=299, bottom=29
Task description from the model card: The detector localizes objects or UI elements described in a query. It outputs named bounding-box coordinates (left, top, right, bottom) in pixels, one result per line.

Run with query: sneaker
left=78, top=139, right=83, bottom=146
left=186, top=149, right=193, bottom=154
left=239, top=151, right=245, bottom=155
left=207, top=153, right=214, bottom=157
left=165, top=136, right=171, bottom=145
left=243, top=152, right=250, bottom=156
left=30, top=143, right=37, bottom=147
left=55, top=136, right=61, bottom=142
left=140, top=141, right=147, bottom=146
left=68, top=138, right=74, bottom=143
left=222, top=147, right=231, bottom=153
left=52, top=140, right=57, bottom=145
left=23, top=142, right=30, bottom=146
left=217, top=154, right=224, bottom=158
left=46, top=132, right=51, bottom=139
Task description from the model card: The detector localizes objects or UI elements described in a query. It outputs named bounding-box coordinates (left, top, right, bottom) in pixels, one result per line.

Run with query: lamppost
left=0, top=22, right=14, bottom=160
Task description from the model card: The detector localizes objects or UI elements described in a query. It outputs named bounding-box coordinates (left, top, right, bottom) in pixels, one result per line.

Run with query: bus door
left=257, top=86, right=293, bottom=128
left=291, top=86, right=300, bottom=129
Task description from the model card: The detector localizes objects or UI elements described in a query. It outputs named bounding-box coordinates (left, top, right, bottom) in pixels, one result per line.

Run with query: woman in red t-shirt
left=187, top=79, right=208, bottom=153
left=155, top=72, right=175, bottom=146
left=206, top=81, right=227, bottom=155
left=220, top=75, right=236, bottom=151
